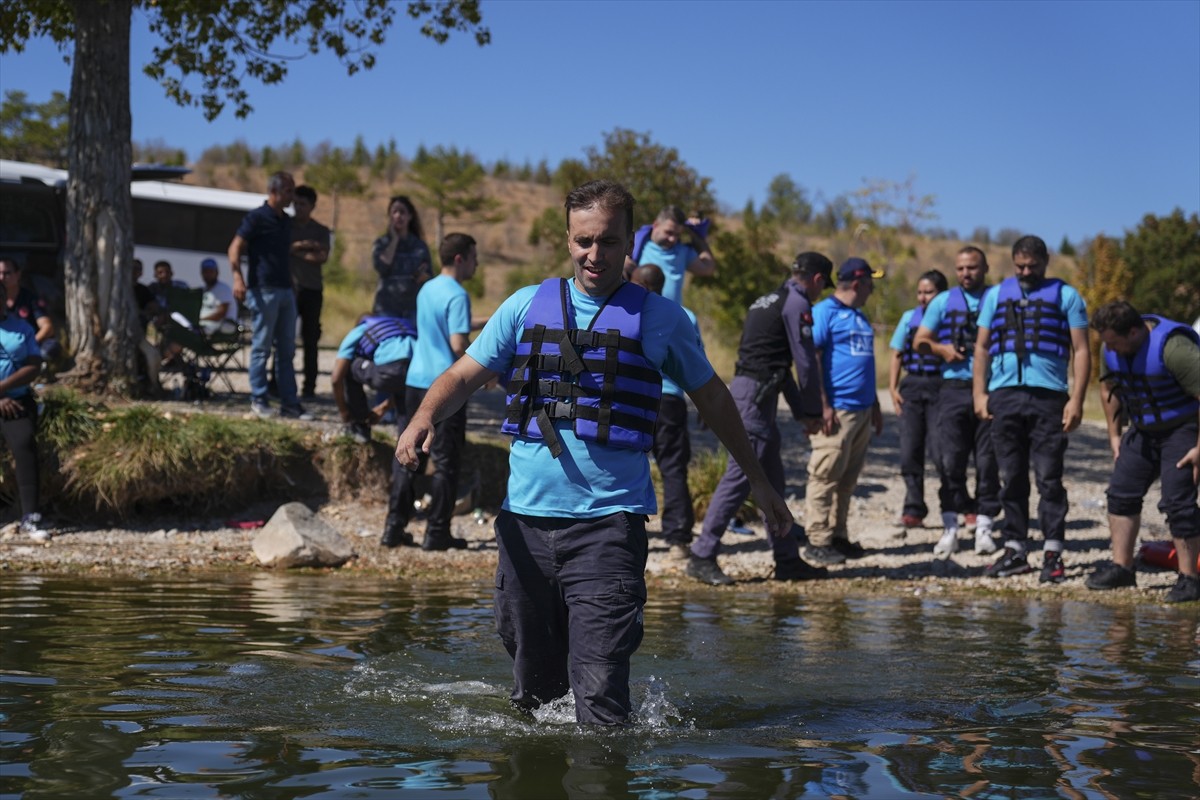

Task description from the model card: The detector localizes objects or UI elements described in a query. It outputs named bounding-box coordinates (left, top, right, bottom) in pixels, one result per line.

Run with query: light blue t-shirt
left=407, top=275, right=471, bottom=389
left=638, top=240, right=698, bottom=306
left=466, top=279, right=714, bottom=518
left=663, top=307, right=703, bottom=398
left=977, top=278, right=1088, bottom=393
left=336, top=323, right=413, bottom=366
left=918, top=287, right=988, bottom=381
left=812, top=295, right=876, bottom=411
left=0, top=316, right=39, bottom=398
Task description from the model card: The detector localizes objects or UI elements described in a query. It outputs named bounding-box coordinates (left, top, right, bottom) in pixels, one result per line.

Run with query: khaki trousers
left=805, top=408, right=873, bottom=546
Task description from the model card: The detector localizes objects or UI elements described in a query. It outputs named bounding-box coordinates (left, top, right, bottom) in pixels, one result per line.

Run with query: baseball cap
left=837, top=257, right=884, bottom=281
left=200, top=257, right=219, bottom=270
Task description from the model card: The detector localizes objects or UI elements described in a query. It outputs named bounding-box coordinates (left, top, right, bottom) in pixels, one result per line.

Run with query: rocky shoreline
left=1, top=372, right=1189, bottom=605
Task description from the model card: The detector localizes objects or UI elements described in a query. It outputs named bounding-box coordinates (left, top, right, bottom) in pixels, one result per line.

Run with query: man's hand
left=974, top=392, right=992, bottom=420
left=0, top=397, right=21, bottom=419
left=889, top=388, right=904, bottom=417
left=750, top=480, right=794, bottom=540
left=872, top=401, right=884, bottom=436
left=232, top=272, right=247, bottom=303
left=821, top=404, right=839, bottom=436
left=1062, top=398, right=1084, bottom=433
left=395, top=415, right=435, bottom=470
left=1178, top=445, right=1200, bottom=484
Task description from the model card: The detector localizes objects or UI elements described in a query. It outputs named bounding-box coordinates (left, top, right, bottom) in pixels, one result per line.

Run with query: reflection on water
left=2, top=574, right=1198, bottom=798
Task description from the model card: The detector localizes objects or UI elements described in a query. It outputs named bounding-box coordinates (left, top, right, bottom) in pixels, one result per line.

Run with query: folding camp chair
left=163, top=286, right=247, bottom=397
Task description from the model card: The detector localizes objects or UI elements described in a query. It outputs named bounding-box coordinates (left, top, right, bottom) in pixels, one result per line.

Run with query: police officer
left=1087, top=300, right=1200, bottom=603
left=687, top=252, right=834, bottom=585
left=395, top=180, right=792, bottom=726
left=913, top=246, right=1002, bottom=556
left=973, top=235, right=1090, bottom=582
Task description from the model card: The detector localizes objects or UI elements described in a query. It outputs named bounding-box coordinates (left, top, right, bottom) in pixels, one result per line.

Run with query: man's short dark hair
left=630, top=263, right=666, bottom=295
left=294, top=185, right=317, bottom=204
left=439, top=232, right=477, bottom=265
left=565, top=180, right=635, bottom=238
left=1012, top=235, right=1049, bottom=264
left=154, top=260, right=172, bottom=272
left=268, top=171, right=293, bottom=194
left=0, top=256, right=18, bottom=272
left=791, top=251, right=833, bottom=282
left=1091, top=300, right=1143, bottom=335
left=655, top=205, right=686, bottom=226
left=957, top=245, right=989, bottom=269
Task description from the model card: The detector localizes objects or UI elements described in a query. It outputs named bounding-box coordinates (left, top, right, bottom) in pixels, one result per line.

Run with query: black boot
left=421, top=531, right=468, bottom=551
left=380, top=512, right=413, bottom=548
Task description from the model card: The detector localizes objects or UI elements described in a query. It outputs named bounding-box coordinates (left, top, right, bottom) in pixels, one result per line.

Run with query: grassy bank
left=3, top=388, right=510, bottom=522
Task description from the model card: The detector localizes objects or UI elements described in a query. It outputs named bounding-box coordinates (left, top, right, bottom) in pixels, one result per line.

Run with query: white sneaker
left=21, top=513, right=50, bottom=542
left=974, top=530, right=999, bottom=555
left=934, top=530, right=958, bottom=559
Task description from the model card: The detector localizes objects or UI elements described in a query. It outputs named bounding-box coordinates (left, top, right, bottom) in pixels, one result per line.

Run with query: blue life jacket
left=935, top=287, right=982, bottom=356
left=354, top=316, right=417, bottom=360
left=900, top=305, right=942, bottom=376
left=1102, top=315, right=1200, bottom=428
left=501, top=278, right=663, bottom=457
left=988, top=277, right=1071, bottom=358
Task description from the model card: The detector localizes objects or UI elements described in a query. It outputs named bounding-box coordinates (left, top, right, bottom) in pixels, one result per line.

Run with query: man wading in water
left=395, top=180, right=792, bottom=725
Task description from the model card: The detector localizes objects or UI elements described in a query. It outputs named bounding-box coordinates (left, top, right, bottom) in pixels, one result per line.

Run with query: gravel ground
left=2, top=347, right=1188, bottom=603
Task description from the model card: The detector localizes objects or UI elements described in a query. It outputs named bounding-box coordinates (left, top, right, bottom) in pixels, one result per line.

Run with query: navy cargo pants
left=493, top=509, right=648, bottom=726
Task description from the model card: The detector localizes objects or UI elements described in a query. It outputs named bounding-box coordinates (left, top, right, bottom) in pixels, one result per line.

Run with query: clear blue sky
left=2, top=0, right=1197, bottom=245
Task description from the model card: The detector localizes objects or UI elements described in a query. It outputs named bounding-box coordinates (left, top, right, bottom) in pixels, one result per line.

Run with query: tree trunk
left=63, top=0, right=138, bottom=395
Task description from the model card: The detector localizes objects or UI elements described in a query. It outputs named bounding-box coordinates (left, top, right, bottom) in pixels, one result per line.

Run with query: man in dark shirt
left=227, top=171, right=311, bottom=420
left=686, top=251, right=834, bottom=585
left=289, top=184, right=331, bottom=399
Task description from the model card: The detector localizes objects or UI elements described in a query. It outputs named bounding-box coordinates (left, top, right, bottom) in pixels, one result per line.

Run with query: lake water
left=1, top=573, right=1197, bottom=799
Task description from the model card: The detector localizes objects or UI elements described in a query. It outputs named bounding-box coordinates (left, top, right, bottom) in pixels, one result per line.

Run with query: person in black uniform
left=686, top=252, right=834, bottom=585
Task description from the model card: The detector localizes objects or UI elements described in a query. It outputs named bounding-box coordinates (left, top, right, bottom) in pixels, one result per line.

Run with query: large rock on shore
left=252, top=503, right=355, bottom=568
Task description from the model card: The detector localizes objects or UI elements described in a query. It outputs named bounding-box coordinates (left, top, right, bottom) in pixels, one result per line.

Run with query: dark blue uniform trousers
left=651, top=393, right=694, bottom=546
left=988, top=387, right=1069, bottom=546
left=1107, top=421, right=1200, bottom=540
left=936, top=382, right=1001, bottom=517
left=493, top=510, right=648, bottom=726
left=897, top=373, right=943, bottom=519
left=692, top=375, right=802, bottom=563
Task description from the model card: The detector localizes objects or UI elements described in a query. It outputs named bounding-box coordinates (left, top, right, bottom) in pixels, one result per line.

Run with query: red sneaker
left=901, top=514, right=925, bottom=528
left=965, top=514, right=978, bottom=529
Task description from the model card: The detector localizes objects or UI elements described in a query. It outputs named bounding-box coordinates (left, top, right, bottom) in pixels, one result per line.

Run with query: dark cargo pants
left=389, top=385, right=466, bottom=538
left=988, top=387, right=1069, bottom=546
left=493, top=510, right=648, bottom=725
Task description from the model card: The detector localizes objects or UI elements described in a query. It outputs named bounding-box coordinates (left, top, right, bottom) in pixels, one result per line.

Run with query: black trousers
left=346, top=358, right=408, bottom=425
left=898, top=374, right=942, bottom=518
left=493, top=509, right=648, bottom=725
left=1107, top=421, right=1200, bottom=540
left=651, top=393, right=693, bottom=545
left=1, top=395, right=39, bottom=517
left=388, top=386, right=467, bottom=538
left=989, top=387, right=1069, bottom=545
left=936, top=383, right=1001, bottom=517
left=296, top=287, right=323, bottom=395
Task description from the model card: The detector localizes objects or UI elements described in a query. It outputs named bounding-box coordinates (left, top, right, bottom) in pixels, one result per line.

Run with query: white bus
left=0, top=159, right=268, bottom=311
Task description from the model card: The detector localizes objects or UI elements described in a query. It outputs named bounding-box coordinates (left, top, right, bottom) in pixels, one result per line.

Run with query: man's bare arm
left=687, top=374, right=793, bottom=537
left=395, top=355, right=497, bottom=467
left=1064, top=327, right=1090, bottom=433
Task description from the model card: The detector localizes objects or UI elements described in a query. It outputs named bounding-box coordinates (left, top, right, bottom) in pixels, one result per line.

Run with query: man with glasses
left=972, top=235, right=1090, bottom=582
